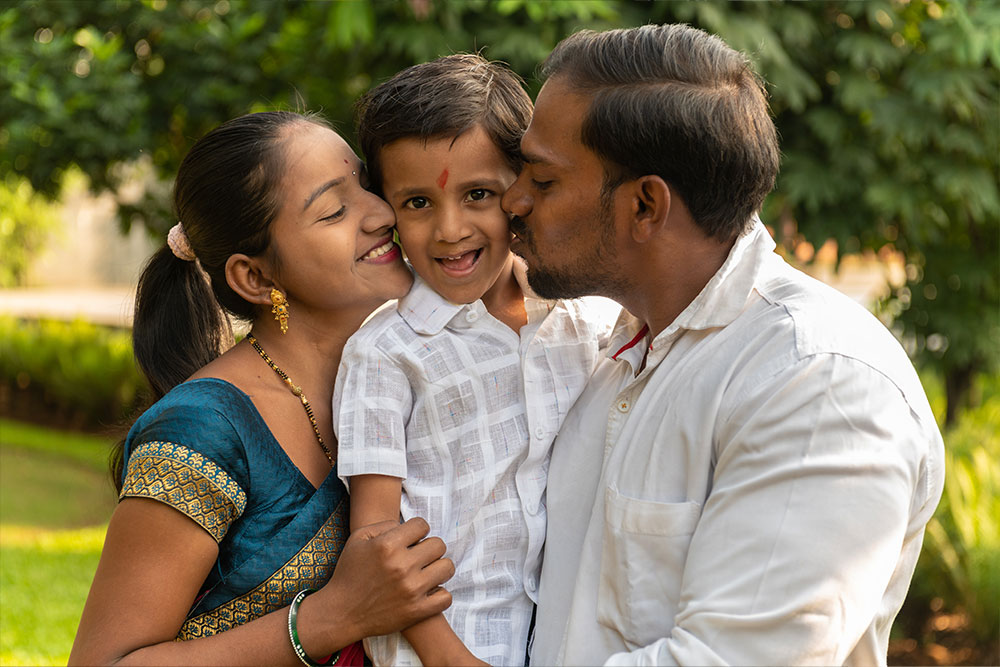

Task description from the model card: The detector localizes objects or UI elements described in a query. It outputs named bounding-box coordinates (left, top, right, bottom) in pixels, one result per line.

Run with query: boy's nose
left=434, top=207, right=474, bottom=243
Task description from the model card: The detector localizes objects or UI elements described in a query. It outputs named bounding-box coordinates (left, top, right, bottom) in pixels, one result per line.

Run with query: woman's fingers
left=418, top=555, right=456, bottom=590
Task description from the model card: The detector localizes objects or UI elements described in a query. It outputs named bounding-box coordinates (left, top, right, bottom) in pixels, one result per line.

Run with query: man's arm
left=607, top=354, right=941, bottom=666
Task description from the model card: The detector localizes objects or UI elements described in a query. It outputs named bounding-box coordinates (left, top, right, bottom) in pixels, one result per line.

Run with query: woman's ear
left=225, top=253, right=274, bottom=307
left=629, top=175, right=671, bottom=243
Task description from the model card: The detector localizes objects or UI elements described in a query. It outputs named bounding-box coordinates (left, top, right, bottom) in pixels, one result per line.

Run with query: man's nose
left=501, top=177, right=531, bottom=219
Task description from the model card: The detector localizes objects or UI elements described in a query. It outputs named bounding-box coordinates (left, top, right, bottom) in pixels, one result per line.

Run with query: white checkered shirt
left=333, top=269, right=619, bottom=666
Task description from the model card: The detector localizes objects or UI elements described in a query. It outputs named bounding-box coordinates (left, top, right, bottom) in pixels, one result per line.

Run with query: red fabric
left=336, top=641, right=365, bottom=666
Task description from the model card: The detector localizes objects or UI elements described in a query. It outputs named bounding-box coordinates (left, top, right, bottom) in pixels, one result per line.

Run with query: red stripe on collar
left=612, top=324, right=650, bottom=360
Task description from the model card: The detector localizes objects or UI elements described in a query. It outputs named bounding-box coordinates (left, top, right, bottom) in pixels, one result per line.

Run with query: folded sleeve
left=120, top=405, right=248, bottom=543
left=333, top=335, right=413, bottom=484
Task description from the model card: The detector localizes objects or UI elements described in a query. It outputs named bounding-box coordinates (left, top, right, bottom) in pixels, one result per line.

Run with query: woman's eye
left=404, top=197, right=429, bottom=210
left=320, top=206, right=346, bottom=222
left=466, top=188, right=491, bottom=202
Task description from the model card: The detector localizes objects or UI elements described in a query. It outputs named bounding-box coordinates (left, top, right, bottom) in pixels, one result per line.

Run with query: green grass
left=0, top=420, right=114, bottom=667
left=0, top=527, right=106, bottom=666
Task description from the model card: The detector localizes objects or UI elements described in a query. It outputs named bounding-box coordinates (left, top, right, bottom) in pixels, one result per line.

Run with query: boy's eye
left=404, top=196, right=430, bottom=210
left=466, top=188, right=491, bottom=202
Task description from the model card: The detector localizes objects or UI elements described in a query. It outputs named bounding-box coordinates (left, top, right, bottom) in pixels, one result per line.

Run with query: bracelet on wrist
left=287, top=588, right=341, bottom=666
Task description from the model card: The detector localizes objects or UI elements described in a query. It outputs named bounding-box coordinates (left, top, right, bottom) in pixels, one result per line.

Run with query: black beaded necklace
left=246, top=332, right=334, bottom=467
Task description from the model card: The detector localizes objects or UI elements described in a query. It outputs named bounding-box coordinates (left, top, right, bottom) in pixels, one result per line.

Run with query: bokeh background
left=0, top=1, right=997, bottom=665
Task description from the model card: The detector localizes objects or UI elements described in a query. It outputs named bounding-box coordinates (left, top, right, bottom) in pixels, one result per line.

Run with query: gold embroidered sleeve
left=120, top=441, right=247, bottom=543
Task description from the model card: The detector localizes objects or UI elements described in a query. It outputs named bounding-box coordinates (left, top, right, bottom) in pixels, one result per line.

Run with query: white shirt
left=532, top=222, right=945, bottom=666
left=334, top=269, right=617, bottom=666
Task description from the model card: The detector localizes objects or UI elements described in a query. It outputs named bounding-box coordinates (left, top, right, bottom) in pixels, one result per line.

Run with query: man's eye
left=467, top=188, right=490, bottom=202
left=531, top=179, right=554, bottom=191
left=404, top=197, right=429, bottom=210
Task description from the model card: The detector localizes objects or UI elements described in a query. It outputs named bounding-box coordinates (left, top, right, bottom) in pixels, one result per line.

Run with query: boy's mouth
left=437, top=248, right=482, bottom=276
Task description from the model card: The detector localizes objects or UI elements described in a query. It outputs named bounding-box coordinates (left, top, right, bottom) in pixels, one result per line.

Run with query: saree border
left=176, top=499, right=348, bottom=639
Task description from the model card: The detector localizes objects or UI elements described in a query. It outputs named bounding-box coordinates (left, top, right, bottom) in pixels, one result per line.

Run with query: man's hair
left=542, top=24, right=780, bottom=241
left=356, top=53, right=533, bottom=193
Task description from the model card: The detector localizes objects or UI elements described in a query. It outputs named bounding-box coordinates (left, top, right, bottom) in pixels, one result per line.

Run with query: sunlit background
left=1, top=1, right=997, bottom=665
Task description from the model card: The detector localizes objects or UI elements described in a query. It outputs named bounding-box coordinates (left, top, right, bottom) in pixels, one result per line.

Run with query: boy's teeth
left=440, top=249, right=478, bottom=271
left=363, top=241, right=393, bottom=260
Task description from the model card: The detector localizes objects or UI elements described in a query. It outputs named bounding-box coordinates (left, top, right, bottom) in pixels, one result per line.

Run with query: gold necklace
left=246, top=333, right=334, bottom=467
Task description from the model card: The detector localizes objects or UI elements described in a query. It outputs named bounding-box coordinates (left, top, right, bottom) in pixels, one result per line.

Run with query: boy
left=333, top=54, right=617, bottom=666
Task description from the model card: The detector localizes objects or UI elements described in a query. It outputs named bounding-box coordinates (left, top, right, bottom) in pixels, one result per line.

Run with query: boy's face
left=379, top=125, right=517, bottom=305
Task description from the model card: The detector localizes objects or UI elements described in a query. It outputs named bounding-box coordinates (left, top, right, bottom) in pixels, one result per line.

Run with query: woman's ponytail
left=132, top=245, right=230, bottom=400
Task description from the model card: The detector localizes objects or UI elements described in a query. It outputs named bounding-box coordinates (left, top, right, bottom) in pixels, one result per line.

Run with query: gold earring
left=270, top=288, right=289, bottom=334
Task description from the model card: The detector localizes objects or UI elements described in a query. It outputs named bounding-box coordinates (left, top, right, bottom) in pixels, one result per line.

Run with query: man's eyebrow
left=520, top=150, right=546, bottom=165
left=303, top=177, right=344, bottom=211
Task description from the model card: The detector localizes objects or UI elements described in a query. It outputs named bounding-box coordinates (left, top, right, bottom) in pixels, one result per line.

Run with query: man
left=501, top=24, right=944, bottom=666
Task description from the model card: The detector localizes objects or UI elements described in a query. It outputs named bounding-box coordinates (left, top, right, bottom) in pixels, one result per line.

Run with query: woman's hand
left=297, top=517, right=455, bottom=654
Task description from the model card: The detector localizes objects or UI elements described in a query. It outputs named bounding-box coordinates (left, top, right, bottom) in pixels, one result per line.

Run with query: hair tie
left=167, top=222, right=197, bottom=262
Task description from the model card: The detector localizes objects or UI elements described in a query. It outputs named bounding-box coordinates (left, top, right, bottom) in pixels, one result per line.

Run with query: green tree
left=642, top=0, right=999, bottom=424
left=2, top=0, right=997, bottom=421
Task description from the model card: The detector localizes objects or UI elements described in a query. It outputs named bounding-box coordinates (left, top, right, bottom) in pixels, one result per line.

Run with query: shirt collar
left=396, top=257, right=553, bottom=335
left=668, top=217, right=774, bottom=333
left=604, top=217, right=775, bottom=372
left=397, top=272, right=466, bottom=335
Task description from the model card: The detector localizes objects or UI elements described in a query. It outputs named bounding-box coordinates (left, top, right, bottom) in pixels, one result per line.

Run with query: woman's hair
left=111, top=110, right=327, bottom=488
left=541, top=24, right=780, bottom=242
left=356, top=53, right=533, bottom=194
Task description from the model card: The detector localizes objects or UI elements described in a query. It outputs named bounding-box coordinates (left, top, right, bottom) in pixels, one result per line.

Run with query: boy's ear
left=628, top=175, right=671, bottom=243
left=225, top=253, right=274, bottom=307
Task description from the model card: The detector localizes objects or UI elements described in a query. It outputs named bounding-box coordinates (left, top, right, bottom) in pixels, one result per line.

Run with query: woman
left=69, top=111, right=452, bottom=665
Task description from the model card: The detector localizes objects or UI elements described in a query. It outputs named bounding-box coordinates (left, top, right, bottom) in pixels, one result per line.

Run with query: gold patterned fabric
left=119, top=379, right=351, bottom=642
left=120, top=441, right=247, bottom=543
left=177, top=503, right=347, bottom=639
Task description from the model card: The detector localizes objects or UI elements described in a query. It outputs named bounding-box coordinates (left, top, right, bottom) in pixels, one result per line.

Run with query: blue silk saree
left=119, top=378, right=349, bottom=640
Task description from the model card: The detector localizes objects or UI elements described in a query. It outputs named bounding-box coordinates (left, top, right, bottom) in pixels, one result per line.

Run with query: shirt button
left=526, top=501, right=538, bottom=515
left=465, top=309, right=479, bottom=323
left=527, top=576, right=537, bottom=591
left=534, top=426, right=545, bottom=439
left=617, top=399, right=630, bottom=413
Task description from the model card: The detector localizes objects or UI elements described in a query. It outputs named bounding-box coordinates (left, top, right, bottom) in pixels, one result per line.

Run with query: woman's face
left=267, top=122, right=412, bottom=325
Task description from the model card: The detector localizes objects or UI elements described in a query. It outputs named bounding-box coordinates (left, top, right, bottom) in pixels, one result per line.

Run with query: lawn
left=0, top=419, right=116, bottom=666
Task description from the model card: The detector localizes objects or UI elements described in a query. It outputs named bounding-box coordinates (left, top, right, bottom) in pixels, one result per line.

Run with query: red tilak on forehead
left=436, top=168, right=449, bottom=189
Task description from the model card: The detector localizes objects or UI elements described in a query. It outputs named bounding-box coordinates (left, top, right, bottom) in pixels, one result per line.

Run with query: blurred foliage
left=905, top=370, right=1000, bottom=646
left=0, top=174, right=61, bottom=286
left=1, top=0, right=997, bottom=419
left=0, top=316, right=149, bottom=430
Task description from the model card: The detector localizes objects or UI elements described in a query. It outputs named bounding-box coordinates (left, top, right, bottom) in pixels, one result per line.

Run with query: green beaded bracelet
left=287, top=588, right=340, bottom=666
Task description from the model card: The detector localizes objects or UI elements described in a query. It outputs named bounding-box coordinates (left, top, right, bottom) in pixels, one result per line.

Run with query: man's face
left=501, top=76, right=628, bottom=301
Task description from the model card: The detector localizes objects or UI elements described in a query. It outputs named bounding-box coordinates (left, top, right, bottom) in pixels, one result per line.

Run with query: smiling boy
left=332, top=55, right=617, bottom=666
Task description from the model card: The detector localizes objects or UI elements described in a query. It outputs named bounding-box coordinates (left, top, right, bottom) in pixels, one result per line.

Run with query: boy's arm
left=349, top=475, right=486, bottom=667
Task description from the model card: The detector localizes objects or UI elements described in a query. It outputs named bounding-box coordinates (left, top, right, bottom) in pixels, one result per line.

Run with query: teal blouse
left=120, top=378, right=349, bottom=639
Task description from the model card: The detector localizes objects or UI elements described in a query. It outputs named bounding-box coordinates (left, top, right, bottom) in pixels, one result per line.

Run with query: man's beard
left=509, top=194, right=625, bottom=300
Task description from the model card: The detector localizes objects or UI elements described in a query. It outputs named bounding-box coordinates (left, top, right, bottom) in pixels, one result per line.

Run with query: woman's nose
left=362, top=192, right=397, bottom=233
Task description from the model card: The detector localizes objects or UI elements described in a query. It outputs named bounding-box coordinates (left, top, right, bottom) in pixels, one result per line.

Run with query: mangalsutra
left=247, top=333, right=334, bottom=467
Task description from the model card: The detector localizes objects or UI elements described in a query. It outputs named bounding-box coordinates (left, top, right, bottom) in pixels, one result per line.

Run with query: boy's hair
left=356, top=53, right=533, bottom=193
